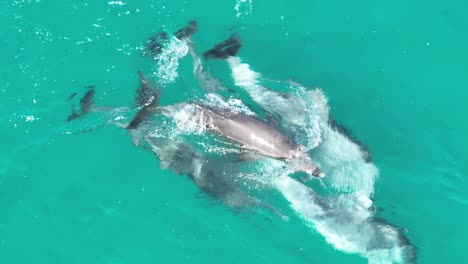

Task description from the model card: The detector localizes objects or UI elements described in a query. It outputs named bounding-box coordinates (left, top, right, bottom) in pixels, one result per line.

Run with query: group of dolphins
left=66, top=21, right=417, bottom=263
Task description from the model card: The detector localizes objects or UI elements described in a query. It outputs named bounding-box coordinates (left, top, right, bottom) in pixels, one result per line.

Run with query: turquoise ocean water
left=1, top=0, right=467, bottom=263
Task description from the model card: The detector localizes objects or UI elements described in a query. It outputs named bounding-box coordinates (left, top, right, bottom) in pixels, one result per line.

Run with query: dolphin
left=203, top=33, right=242, bottom=60
left=145, top=20, right=197, bottom=56
left=185, top=103, right=325, bottom=178
left=66, top=86, right=96, bottom=122
left=127, top=71, right=161, bottom=130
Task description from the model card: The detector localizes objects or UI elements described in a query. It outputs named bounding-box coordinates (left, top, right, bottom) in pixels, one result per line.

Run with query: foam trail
left=153, top=36, right=189, bottom=85
left=311, top=123, right=378, bottom=196
left=272, top=172, right=415, bottom=264
left=226, top=56, right=378, bottom=196
left=188, top=46, right=255, bottom=115
left=227, top=57, right=305, bottom=124
left=188, top=45, right=226, bottom=93
left=227, top=57, right=322, bottom=149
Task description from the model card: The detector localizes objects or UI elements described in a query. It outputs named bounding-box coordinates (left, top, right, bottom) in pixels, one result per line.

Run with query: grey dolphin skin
left=66, top=86, right=95, bottom=122
left=191, top=104, right=324, bottom=178
left=173, top=20, right=197, bottom=40
left=145, top=20, right=197, bottom=56
left=127, top=71, right=161, bottom=130
left=203, top=33, right=242, bottom=60
left=134, top=71, right=157, bottom=108
left=64, top=80, right=283, bottom=218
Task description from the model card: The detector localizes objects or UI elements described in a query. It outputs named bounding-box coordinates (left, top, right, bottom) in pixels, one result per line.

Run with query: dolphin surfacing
left=191, top=104, right=324, bottom=178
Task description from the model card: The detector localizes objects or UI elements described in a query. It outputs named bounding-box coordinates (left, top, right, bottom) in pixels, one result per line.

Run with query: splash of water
left=226, top=56, right=379, bottom=196
left=201, top=93, right=254, bottom=115
left=153, top=36, right=189, bottom=85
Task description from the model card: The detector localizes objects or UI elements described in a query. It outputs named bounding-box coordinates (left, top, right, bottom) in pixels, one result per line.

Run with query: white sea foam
left=201, top=93, right=254, bottom=115
left=153, top=36, right=189, bottom=85
left=275, top=173, right=412, bottom=263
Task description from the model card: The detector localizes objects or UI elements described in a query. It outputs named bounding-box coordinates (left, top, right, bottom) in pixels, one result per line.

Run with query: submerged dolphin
left=184, top=103, right=325, bottom=178
left=66, top=86, right=96, bottom=122
left=144, top=136, right=286, bottom=219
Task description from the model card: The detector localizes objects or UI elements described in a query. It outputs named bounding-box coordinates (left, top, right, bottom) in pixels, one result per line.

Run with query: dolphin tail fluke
left=203, top=33, right=242, bottom=60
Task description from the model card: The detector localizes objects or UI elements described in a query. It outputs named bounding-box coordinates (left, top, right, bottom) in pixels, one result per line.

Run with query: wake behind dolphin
left=194, top=33, right=415, bottom=262
left=272, top=171, right=417, bottom=264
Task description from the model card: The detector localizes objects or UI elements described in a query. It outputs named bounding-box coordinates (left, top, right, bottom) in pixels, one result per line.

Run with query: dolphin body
left=145, top=21, right=197, bottom=57
left=127, top=71, right=161, bottom=130
left=186, top=103, right=325, bottom=178
left=66, top=86, right=96, bottom=122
